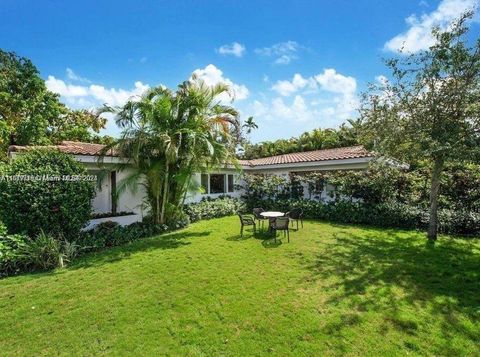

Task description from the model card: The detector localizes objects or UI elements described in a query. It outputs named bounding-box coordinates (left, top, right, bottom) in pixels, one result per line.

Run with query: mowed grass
left=1, top=217, right=479, bottom=356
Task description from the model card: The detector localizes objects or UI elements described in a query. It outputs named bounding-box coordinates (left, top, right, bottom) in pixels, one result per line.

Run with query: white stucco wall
left=84, top=162, right=146, bottom=216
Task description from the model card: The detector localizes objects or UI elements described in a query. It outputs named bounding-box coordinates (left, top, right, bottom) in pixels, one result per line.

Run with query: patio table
left=260, top=211, right=285, bottom=218
left=260, top=211, right=285, bottom=233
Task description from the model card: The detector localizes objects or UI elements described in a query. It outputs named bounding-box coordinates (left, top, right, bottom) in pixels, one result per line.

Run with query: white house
left=9, top=141, right=374, bottom=228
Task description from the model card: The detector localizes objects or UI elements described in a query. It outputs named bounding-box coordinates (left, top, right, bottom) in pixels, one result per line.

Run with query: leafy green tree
left=101, top=77, right=241, bottom=225
left=0, top=50, right=65, bottom=154
left=0, top=50, right=108, bottom=159
left=48, top=109, right=107, bottom=143
left=359, top=12, right=480, bottom=240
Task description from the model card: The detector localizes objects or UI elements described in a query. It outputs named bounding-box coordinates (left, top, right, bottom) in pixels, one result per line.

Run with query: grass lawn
left=1, top=216, right=479, bottom=356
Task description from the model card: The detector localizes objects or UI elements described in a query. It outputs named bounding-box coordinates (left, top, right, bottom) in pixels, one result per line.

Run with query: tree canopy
left=0, top=50, right=107, bottom=159
left=101, top=77, right=244, bottom=224
left=359, top=12, right=480, bottom=240
left=241, top=119, right=361, bottom=159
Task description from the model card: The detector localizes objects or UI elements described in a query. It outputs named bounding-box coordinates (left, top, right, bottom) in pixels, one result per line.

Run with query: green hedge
left=184, top=196, right=246, bottom=223
left=0, top=149, right=96, bottom=238
left=77, top=221, right=170, bottom=251
left=260, top=199, right=480, bottom=236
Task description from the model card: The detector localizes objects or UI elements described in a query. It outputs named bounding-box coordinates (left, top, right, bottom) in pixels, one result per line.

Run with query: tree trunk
left=155, top=194, right=160, bottom=224
left=160, top=163, right=169, bottom=225
left=427, top=156, right=444, bottom=241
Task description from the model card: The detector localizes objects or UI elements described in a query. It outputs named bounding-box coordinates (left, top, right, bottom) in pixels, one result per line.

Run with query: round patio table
left=260, top=211, right=285, bottom=233
left=260, top=211, right=285, bottom=218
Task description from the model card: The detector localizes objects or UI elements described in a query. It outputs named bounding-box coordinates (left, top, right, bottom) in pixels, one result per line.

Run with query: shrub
left=1, top=224, right=76, bottom=277
left=0, top=149, right=96, bottom=238
left=21, top=231, right=63, bottom=271
left=184, top=196, right=246, bottom=223
left=167, top=210, right=191, bottom=229
left=255, top=198, right=479, bottom=236
left=76, top=220, right=171, bottom=252
left=0, top=222, right=30, bottom=277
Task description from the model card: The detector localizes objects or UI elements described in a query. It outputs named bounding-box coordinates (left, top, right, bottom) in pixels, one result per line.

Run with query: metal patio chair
left=238, top=214, right=256, bottom=237
left=252, top=207, right=268, bottom=230
left=286, top=208, right=304, bottom=230
left=270, top=216, right=290, bottom=243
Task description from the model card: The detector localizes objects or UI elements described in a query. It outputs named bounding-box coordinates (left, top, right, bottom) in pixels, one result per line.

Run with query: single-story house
left=8, top=141, right=374, bottom=228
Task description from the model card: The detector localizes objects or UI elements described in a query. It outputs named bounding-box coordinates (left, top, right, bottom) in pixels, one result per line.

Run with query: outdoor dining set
left=238, top=208, right=304, bottom=242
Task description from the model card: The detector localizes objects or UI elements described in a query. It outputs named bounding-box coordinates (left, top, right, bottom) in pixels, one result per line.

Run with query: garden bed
left=84, top=213, right=142, bottom=231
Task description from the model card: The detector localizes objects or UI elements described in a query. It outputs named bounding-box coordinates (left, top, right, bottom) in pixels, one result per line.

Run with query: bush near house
left=0, top=222, right=77, bottom=277
left=76, top=221, right=170, bottom=251
left=0, top=149, right=96, bottom=238
left=262, top=199, right=480, bottom=236
left=241, top=163, right=480, bottom=236
left=184, top=196, right=246, bottom=223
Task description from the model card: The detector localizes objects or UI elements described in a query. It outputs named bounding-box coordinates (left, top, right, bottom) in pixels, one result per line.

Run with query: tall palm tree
left=99, top=77, right=240, bottom=224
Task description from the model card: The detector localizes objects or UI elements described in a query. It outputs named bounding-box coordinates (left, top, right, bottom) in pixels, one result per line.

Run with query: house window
left=210, top=174, right=225, bottom=194
left=227, top=174, right=234, bottom=193
left=201, top=174, right=235, bottom=195
left=201, top=174, right=209, bottom=194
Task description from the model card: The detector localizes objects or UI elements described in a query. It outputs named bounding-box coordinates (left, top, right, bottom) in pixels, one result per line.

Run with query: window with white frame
left=200, top=173, right=235, bottom=194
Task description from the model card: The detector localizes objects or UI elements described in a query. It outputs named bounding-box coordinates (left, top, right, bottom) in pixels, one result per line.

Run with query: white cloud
left=271, top=73, right=315, bottom=96
left=249, top=68, right=359, bottom=133
left=251, top=95, right=316, bottom=123
left=315, top=68, right=357, bottom=94
left=191, top=64, right=249, bottom=101
left=217, top=42, right=246, bottom=57
left=46, top=76, right=89, bottom=98
left=384, top=0, right=479, bottom=53
left=66, top=68, right=91, bottom=83
left=271, top=69, right=356, bottom=97
left=46, top=76, right=149, bottom=107
left=255, top=41, right=302, bottom=65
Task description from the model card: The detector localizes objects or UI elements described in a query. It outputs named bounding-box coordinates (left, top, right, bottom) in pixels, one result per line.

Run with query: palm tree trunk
left=160, top=162, right=169, bottom=225
left=155, top=193, right=161, bottom=224
left=427, top=156, right=444, bottom=241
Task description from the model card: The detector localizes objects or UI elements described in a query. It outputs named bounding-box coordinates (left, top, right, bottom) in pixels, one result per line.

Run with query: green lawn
left=1, top=217, right=479, bottom=356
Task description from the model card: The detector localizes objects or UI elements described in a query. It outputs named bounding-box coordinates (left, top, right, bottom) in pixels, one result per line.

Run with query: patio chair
left=270, top=216, right=290, bottom=243
left=238, top=214, right=256, bottom=237
left=252, top=208, right=268, bottom=229
left=287, top=208, right=303, bottom=230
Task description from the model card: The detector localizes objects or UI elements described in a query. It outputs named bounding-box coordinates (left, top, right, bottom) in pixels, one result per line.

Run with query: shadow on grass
left=225, top=227, right=287, bottom=248
left=70, top=230, right=211, bottom=271
left=304, top=229, right=480, bottom=354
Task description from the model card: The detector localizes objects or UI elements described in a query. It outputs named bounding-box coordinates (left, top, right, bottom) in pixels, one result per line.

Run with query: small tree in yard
left=360, top=12, right=480, bottom=241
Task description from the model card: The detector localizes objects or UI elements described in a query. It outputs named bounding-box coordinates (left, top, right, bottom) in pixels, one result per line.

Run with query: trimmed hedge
left=260, top=199, right=480, bottom=236
left=0, top=149, right=96, bottom=238
left=184, top=196, right=246, bottom=223
left=77, top=221, right=172, bottom=251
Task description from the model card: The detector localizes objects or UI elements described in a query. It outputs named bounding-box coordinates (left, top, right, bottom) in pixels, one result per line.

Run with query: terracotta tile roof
left=9, top=142, right=372, bottom=167
left=240, top=146, right=373, bottom=167
left=237, top=159, right=252, bottom=166
left=9, top=141, right=117, bottom=156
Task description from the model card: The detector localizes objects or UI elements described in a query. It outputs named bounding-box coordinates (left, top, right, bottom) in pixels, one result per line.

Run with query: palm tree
left=99, top=77, right=240, bottom=224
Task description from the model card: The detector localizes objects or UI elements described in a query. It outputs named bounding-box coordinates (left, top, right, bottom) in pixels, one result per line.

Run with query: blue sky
left=1, top=0, right=478, bottom=142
